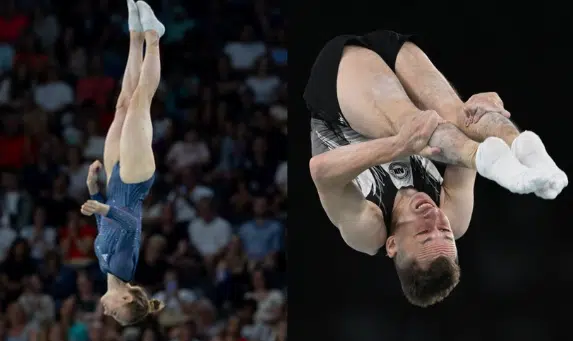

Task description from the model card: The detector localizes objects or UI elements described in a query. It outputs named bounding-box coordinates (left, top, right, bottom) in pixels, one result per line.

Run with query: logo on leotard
left=338, top=113, right=349, bottom=126
left=389, top=162, right=410, bottom=180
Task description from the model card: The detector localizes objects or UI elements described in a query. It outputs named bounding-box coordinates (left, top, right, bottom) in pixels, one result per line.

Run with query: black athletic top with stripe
left=305, top=30, right=443, bottom=228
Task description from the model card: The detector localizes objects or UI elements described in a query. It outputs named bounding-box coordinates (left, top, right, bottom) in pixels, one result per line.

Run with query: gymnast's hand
left=86, top=160, right=102, bottom=195
left=397, top=110, right=443, bottom=158
left=81, top=200, right=110, bottom=216
left=464, top=92, right=511, bottom=126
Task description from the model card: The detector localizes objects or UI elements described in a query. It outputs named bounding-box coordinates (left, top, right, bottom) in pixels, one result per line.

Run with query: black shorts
left=303, top=30, right=415, bottom=129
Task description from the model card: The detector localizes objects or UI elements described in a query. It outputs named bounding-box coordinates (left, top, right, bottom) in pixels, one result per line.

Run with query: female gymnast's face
left=387, top=191, right=457, bottom=266
left=100, top=291, right=132, bottom=321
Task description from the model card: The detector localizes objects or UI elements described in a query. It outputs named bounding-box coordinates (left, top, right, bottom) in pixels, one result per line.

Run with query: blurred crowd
left=0, top=0, right=287, bottom=340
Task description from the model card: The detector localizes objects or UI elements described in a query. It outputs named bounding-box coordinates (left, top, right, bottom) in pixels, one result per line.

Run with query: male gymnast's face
left=386, top=190, right=457, bottom=267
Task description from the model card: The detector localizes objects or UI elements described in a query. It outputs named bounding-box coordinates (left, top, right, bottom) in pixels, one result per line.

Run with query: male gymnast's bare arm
left=310, top=111, right=441, bottom=255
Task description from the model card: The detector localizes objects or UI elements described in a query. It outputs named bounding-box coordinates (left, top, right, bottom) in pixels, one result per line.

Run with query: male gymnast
left=79, top=0, right=165, bottom=324
left=305, top=30, right=568, bottom=307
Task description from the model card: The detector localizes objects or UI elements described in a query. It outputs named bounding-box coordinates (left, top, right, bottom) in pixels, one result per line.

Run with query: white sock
left=476, top=137, right=550, bottom=194
left=136, top=1, right=165, bottom=38
left=127, top=0, right=142, bottom=32
left=511, top=131, right=568, bottom=198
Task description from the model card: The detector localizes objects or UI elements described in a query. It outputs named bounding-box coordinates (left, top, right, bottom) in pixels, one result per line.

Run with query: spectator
left=17, top=274, right=55, bottom=325
left=0, top=238, right=36, bottom=302
left=19, top=206, right=56, bottom=261
left=166, top=128, right=211, bottom=173
left=134, top=235, right=168, bottom=291
left=244, top=269, right=284, bottom=325
left=167, top=168, right=214, bottom=225
left=82, top=118, right=106, bottom=161
left=39, top=251, right=76, bottom=304
left=244, top=57, right=280, bottom=105
left=58, top=210, right=96, bottom=268
left=33, top=67, right=74, bottom=113
left=74, top=271, right=99, bottom=324
left=76, top=55, right=114, bottom=108
left=238, top=197, right=282, bottom=262
left=152, top=269, right=196, bottom=327
left=188, top=198, right=232, bottom=267
left=30, top=7, right=60, bottom=51
left=4, top=302, right=35, bottom=341
left=62, top=146, right=91, bottom=201
left=223, top=25, right=266, bottom=72
left=40, top=173, right=77, bottom=227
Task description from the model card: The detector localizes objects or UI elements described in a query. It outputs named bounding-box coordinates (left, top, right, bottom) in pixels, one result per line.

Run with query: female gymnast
left=80, top=0, right=166, bottom=325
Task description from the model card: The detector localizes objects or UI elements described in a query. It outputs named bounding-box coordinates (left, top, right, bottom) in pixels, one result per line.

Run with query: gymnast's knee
left=127, top=88, right=151, bottom=113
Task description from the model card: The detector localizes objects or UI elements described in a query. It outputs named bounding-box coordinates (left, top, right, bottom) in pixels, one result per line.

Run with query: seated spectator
left=141, top=189, right=165, bottom=228
left=39, top=251, right=76, bottom=304
left=30, top=7, right=60, bottom=51
left=74, top=271, right=100, bottom=324
left=214, top=55, right=241, bottom=99
left=4, top=302, right=35, bottom=341
left=40, top=173, right=78, bottom=227
left=62, top=146, right=91, bottom=201
left=244, top=270, right=284, bottom=325
left=244, top=57, right=280, bottom=105
left=58, top=210, right=96, bottom=268
left=17, top=274, right=55, bottom=325
left=76, top=55, right=115, bottom=108
left=19, top=206, right=56, bottom=261
left=167, top=168, right=214, bottom=224
left=166, top=128, right=211, bottom=172
left=188, top=198, right=232, bottom=268
left=82, top=118, right=106, bottom=161
left=153, top=269, right=197, bottom=327
left=154, top=204, right=189, bottom=260
left=238, top=197, right=282, bottom=262
left=243, top=136, right=277, bottom=195
left=135, top=235, right=168, bottom=292
left=0, top=238, right=36, bottom=302
left=223, top=25, right=266, bottom=72
left=33, top=67, right=74, bottom=113
left=237, top=299, right=273, bottom=341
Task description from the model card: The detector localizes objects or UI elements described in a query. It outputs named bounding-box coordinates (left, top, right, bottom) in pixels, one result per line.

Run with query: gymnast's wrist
left=87, top=183, right=99, bottom=196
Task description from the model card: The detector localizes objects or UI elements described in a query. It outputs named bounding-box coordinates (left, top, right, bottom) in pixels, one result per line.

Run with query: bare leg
left=394, top=41, right=567, bottom=198
left=336, top=46, right=550, bottom=195
left=103, top=31, right=144, bottom=183
left=119, top=1, right=164, bottom=184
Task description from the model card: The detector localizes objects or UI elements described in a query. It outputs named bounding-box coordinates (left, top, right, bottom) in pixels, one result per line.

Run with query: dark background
left=289, top=2, right=573, bottom=341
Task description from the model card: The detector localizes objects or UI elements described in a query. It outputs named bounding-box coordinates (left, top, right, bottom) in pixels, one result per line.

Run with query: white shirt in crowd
left=244, top=75, right=281, bottom=104
left=84, top=135, right=106, bottom=160
left=188, top=216, right=232, bottom=256
left=224, top=41, right=266, bottom=71
left=152, top=288, right=197, bottom=313
left=33, top=81, right=74, bottom=112
left=166, top=141, right=210, bottom=171
left=167, top=185, right=214, bottom=223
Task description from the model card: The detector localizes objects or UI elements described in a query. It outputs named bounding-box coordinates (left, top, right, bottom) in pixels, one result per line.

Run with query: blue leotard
left=91, top=163, right=154, bottom=282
